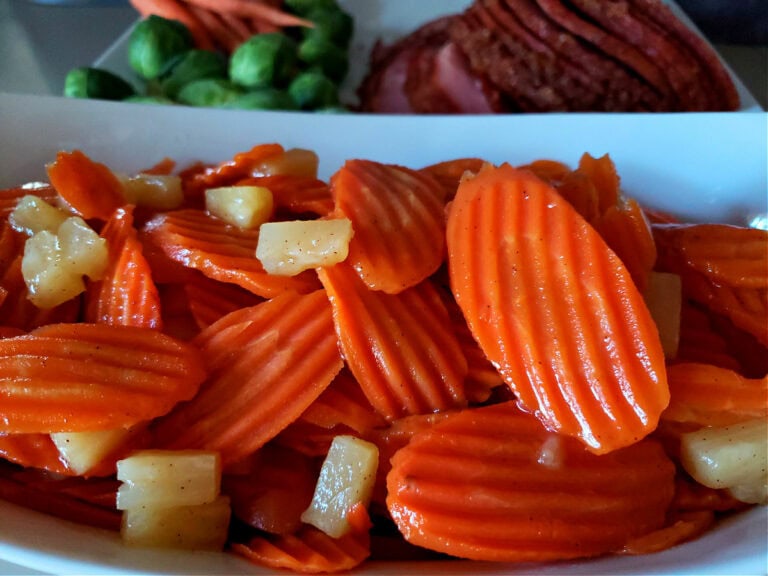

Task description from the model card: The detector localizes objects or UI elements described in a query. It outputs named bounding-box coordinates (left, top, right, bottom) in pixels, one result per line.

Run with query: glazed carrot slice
left=318, top=262, right=467, bottom=421
left=84, top=206, right=162, bottom=329
left=446, top=163, right=668, bottom=454
left=183, top=273, right=263, bottom=330
left=620, top=510, right=714, bottom=555
left=0, top=323, right=205, bottom=433
left=0, top=220, right=21, bottom=278
left=150, top=290, right=344, bottom=465
left=576, top=153, right=620, bottom=214
left=419, top=157, right=486, bottom=199
left=274, top=418, right=355, bottom=458
left=0, top=183, right=58, bottom=220
left=141, top=157, right=176, bottom=176
left=662, top=362, right=768, bottom=427
left=45, top=150, right=125, bottom=221
left=675, top=301, right=741, bottom=371
left=231, top=521, right=370, bottom=574
left=0, top=433, right=70, bottom=475
left=236, top=174, right=334, bottom=217
left=331, top=159, right=447, bottom=294
left=517, top=159, right=572, bottom=184
left=386, top=402, right=676, bottom=562
left=142, top=209, right=320, bottom=297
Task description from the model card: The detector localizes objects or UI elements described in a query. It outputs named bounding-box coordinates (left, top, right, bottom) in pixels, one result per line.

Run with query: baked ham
left=357, top=0, right=740, bottom=113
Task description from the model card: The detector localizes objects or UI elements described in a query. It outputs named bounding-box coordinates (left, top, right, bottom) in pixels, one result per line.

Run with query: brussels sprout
left=160, top=49, right=228, bottom=100
left=298, top=37, right=348, bottom=82
left=222, top=89, right=298, bottom=111
left=63, top=67, right=136, bottom=100
left=177, top=79, right=244, bottom=107
left=229, top=33, right=298, bottom=89
left=315, top=105, right=349, bottom=114
left=284, top=0, right=338, bottom=16
left=124, top=95, right=175, bottom=105
left=128, top=15, right=194, bottom=81
left=288, top=70, right=338, bottom=110
left=302, top=6, right=354, bottom=47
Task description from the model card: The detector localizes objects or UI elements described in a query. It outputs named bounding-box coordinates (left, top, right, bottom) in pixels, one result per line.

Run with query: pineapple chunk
left=301, top=435, right=378, bottom=538
left=8, top=195, right=69, bottom=235
left=256, top=148, right=319, bottom=178
left=680, top=418, right=767, bottom=504
left=116, top=450, right=222, bottom=510
left=57, top=217, right=109, bottom=279
left=118, top=173, right=183, bottom=210
left=256, top=218, right=353, bottom=276
left=121, top=495, right=231, bottom=550
left=51, top=428, right=135, bottom=475
left=205, top=185, right=274, bottom=229
left=644, top=271, right=682, bottom=358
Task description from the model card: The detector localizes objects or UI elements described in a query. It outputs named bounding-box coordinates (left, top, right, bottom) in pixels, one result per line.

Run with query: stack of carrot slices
left=0, top=143, right=765, bottom=572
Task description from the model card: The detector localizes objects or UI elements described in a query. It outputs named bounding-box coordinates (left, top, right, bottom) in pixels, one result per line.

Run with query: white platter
left=0, top=92, right=767, bottom=575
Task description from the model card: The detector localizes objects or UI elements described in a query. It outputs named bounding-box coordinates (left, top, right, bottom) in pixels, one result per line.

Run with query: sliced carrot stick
left=446, top=163, right=668, bottom=454
left=386, top=402, right=676, bottom=562
left=0, top=323, right=205, bottom=433
left=0, top=433, right=71, bottom=475
left=128, top=0, right=214, bottom=50
left=662, top=362, right=768, bottom=427
left=0, top=183, right=58, bottom=220
left=331, top=159, right=447, bottom=294
left=318, top=263, right=467, bottom=421
left=45, top=150, right=125, bottom=221
left=231, top=522, right=370, bottom=574
left=150, top=290, right=343, bottom=465
left=84, top=206, right=162, bottom=330
left=184, top=0, right=313, bottom=28
left=236, top=175, right=334, bottom=217
left=188, top=5, right=242, bottom=53
left=142, top=209, right=320, bottom=297
left=183, top=272, right=263, bottom=330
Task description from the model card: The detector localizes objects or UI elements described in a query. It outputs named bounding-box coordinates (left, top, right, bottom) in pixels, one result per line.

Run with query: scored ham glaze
left=357, top=0, right=739, bottom=113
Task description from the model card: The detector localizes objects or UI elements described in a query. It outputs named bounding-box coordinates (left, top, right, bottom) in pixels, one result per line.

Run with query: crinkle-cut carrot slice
left=298, top=369, right=387, bottom=433
left=182, top=143, right=285, bottom=199
left=386, top=402, right=676, bottom=563
left=447, top=163, right=668, bottom=454
left=236, top=175, right=334, bottom=217
left=0, top=183, right=58, bottom=220
left=331, top=159, right=447, bottom=294
left=675, top=302, right=742, bottom=372
left=150, top=290, right=344, bottom=465
left=619, top=510, right=714, bottom=555
left=0, top=220, right=22, bottom=281
left=183, top=272, right=263, bottom=330
left=274, top=418, right=357, bottom=458
left=0, top=433, right=70, bottom=475
left=318, top=263, right=468, bottom=421
left=0, top=323, right=205, bottom=434
left=45, top=150, right=125, bottom=221
left=419, top=157, right=486, bottom=200
left=223, top=444, right=317, bottom=536
left=671, top=473, right=747, bottom=513
left=0, top=468, right=121, bottom=531
left=142, top=209, right=320, bottom=298
left=517, top=159, right=572, bottom=184
left=231, top=521, right=370, bottom=574
left=654, top=223, right=768, bottom=289
left=662, top=362, right=768, bottom=427
left=15, top=472, right=120, bottom=510
left=0, top=255, right=81, bottom=331
left=576, top=153, right=620, bottom=214
left=141, top=157, right=176, bottom=175
left=84, top=206, right=162, bottom=330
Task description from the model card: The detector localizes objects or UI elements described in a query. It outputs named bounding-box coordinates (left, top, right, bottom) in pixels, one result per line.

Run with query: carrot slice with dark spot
left=386, top=402, right=676, bottom=562
left=331, top=159, right=447, bottom=294
left=447, top=163, right=668, bottom=453
left=318, top=262, right=467, bottom=421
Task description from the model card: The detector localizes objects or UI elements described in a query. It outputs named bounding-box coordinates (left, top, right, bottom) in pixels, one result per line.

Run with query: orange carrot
left=386, top=402, right=676, bottom=562
left=84, top=206, right=162, bottom=330
left=318, top=263, right=467, bottom=421
left=0, top=220, right=21, bottom=278
left=331, top=159, right=447, bottom=294
left=447, top=163, right=668, bottom=454
left=183, top=272, right=263, bottom=330
left=150, top=290, right=343, bottom=465
left=419, top=157, right=486, bottom=199
left=0, top=183, right=58, bottom=221
left=188, top=5, right=242, bottom=52
left=184, top=0, right=313, bottom=28
left=141, top=157, right=176, bottom=175
left=620, top=510, right=714, bottom=555
left=0, top=323, right=205, bottom=433
left=675, top=301, right=742, bottom=371
left=0, top=433, right=71, bottom=475
left=236, top=174, right=334, bottom=217
left=576, top=152, right=620, bottom=214
left=274, top=418, right=355, bottom=458
left=517, top=158, right=572, bottom=184
left=142, top=209, right=320, bottom=297
left=45, top=150, right=125, bottom=221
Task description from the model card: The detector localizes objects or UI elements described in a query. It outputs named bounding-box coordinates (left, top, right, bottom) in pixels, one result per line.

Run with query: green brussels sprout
left=177, top=79, right=244, bottom=107
left=160, top=49, right=228, bottom=100
left=128, top=15, right=194, bottom=81
left=284, top=0, right=338, bottom=16
left=288, top=70, right=338, bottom=110
left=298, top=37, right=348, bottom=82
left=302, top=6, right=354, bottom=47
left=315, top=105, right=349, bottom=113
left=222, top=89, right=298, bottom=111
left=229, top=33, right=298, bottom=89
left=124, top=95, right=175, bottom=105
left=63, top=67, right=136, bottom=100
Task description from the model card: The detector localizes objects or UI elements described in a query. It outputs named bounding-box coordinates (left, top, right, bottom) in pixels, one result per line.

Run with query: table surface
left=0, top=1, right=766, bottom=574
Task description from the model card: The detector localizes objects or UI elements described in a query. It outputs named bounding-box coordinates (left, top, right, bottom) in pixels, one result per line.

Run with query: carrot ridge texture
left=446, top=163, right=669, bottom=453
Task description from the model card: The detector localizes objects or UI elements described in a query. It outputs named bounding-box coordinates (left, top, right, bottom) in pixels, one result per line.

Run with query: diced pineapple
left=256, top=148, right=319, bottom=178
left=205, top=185, right=274, bottom=229
left=301, top=435, right=379, bottom=538
left=116, top=450, right=222, bottom=510
left=8, top=195, right=70, bottom=235
left=57, top=216, right=109, bottom=279
left=256, top=218, right=353, bottom=276
left=680, top=418, right=767, bottom=504
left=118, top=173, right=184, bottom=210
left=51, top=428, right=135, bottom=475
left=121, top=495, right=231, bottom=550
left=643, top=271, right=682, bottom=358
